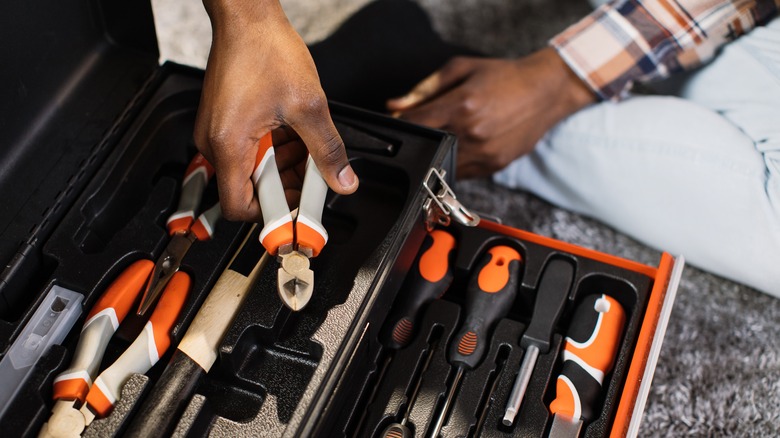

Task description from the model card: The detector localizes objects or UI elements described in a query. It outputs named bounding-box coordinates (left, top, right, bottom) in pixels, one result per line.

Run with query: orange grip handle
left=167, top=153, right=215, bottom=235
left=549, top=294, right=626, bottom=422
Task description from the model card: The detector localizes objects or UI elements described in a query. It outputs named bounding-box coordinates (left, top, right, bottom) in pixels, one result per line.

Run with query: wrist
left=203, top=0, right=285, bottom=30
left=536, top=47, right=596, bottom=118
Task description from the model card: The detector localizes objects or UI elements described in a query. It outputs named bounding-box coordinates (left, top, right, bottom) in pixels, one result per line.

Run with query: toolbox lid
left=0, top=0, right=159, bottom=312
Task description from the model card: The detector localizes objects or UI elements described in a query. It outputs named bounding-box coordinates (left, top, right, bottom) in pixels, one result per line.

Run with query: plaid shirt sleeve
left=551, top=0, right=780, bottom=100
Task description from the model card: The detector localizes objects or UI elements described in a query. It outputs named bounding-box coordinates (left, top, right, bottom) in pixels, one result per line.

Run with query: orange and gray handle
left=83, top=271, right=190, bottom=418
left=51, top=260, right=153, bottom=404
left=253, top=133, right=328, bottom=256
left=448, top=246, right=522, bottom=370
left=549, top=294, right=626, bottom=424
left=382, top=229, right=457, bottom=349
left=167, top=153, right=219, bottom=240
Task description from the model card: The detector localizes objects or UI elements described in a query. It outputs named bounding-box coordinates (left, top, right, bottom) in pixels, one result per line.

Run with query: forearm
left=552, top=0, right=780, bottom=100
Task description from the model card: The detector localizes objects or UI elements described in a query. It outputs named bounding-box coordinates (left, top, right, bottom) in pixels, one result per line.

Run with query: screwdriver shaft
left=428, top=366, right=464, bottom=438
left=502, top=344, right=539, bottom=426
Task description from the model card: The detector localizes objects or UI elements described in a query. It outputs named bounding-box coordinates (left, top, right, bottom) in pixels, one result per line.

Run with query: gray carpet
left=151, top=0, right=780, bottom=435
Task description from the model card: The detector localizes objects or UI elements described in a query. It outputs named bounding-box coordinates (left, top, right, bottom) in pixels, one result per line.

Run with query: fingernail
left=391, top=111, right=402, bottom=118
left=338, top=166, right=358, bottom=190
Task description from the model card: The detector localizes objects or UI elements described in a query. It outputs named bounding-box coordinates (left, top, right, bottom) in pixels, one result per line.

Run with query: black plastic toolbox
left=0, top=1, right=682, bottom=437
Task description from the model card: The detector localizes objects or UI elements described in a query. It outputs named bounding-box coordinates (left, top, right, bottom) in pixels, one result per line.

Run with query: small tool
left=379, top=337, right=440, bottom=438
left=428, top=245, right=522, bottom=438
left=252, top=133, right=329, bottom=311
left=502, top=258, right=575, bottom=426
left=138, top=153, right=221, bottom=315
left=0, top=286, right=83, bottom=420
left=353, top=229, right=456, bottom=437
left=548, top=294, right=626, bottom=438
left=38, top=261, right=190, bottom=438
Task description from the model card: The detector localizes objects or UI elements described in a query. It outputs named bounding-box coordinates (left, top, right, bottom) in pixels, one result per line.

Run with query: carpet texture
left=151, top=0, right=780, bottom=435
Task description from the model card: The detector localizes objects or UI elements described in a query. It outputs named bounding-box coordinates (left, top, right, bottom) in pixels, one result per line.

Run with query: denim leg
left=494, top=18, right=780, bottom=295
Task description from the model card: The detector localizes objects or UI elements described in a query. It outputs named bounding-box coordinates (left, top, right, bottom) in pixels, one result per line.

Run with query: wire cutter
left=252, top=133, right=329, bottom=311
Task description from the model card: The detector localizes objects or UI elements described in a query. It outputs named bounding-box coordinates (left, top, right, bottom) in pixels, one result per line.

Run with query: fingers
left=208, top=135, right=263, bottom=222
left=285, top=96, right=359, bottom=196
left=387, top=57, right=476, bottom=112
left=395, top=86, right=465, bottom=129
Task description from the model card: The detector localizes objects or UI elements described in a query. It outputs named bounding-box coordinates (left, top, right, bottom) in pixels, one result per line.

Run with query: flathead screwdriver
left=548, top=294, right=626, bottom=438
left=428, top=245, right=523, bottom=438
left=503, top=258, right=574, bottom=426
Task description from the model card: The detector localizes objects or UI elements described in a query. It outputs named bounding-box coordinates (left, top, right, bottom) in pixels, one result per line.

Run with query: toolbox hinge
left=422, top=168, right=480, bottom=231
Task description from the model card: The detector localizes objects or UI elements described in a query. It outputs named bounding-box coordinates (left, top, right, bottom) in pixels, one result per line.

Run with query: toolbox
left=0, top=1, right=683, bottom=437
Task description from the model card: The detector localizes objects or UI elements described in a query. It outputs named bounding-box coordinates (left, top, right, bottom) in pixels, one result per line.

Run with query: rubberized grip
left=167, top=153, right=215, bottom=235
left=449, top=246, right=522, bottom=369
left=253, top=133, right=294, bottom=255
left=382, top=229, right=457, bottom=349
left=52, top=260, right=153, bottom=402
left=296, top=155, right=329, bottom=257
left=521, top=258, right=575, bottom=353
left=549, top=294, right=626, bottom=422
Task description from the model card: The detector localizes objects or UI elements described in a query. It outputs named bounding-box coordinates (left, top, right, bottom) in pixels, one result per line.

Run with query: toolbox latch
left=422, top=168, right=480, bottom=231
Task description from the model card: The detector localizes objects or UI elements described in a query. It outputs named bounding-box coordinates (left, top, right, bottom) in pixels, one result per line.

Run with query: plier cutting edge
left=252, top=133, right=329, bottom=311
left=39, top=153, right=220, bottom=437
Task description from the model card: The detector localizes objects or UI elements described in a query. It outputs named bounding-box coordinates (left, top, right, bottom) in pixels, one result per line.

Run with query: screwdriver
left=503, top=258, right=575, bottom=426
left=353, top=229, right=456, bottom=437
left=548, top=294, right=626, bottom=438
left=428, top=245, right=523, bottom=438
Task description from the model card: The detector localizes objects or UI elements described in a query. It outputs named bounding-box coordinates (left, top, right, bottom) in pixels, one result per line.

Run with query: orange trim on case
left=53, top=378, right=90, bottom=403
left=86, top=259, right=154, bottom=321
left=609, top=253, right=675, bottom=438
left=479, top=220, right=658, bottom=278
left=419, top=230, right=456, bottom=283
left=254, top=133, right=274, bottom=169
left=85, top=385, right=114, bottom=418
left=458, top=331, right=478, bottom=356
left=149, top=271, right=191, bottom=357
left=477, top=246, right=521, bottom=293
left=296, top=222, right=327, bottom=257
left=549, top=376, right=578, bottom=417
left=567, top=296, right=626, bottom=373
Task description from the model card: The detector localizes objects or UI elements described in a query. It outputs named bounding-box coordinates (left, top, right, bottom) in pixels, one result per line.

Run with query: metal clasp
left=422, top=168, right=480, bottom=231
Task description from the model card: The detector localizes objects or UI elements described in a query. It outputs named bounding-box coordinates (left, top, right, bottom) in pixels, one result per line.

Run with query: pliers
left=39, top=153, right=219, bottom=437
left=252, top=133, right=329, bottom=311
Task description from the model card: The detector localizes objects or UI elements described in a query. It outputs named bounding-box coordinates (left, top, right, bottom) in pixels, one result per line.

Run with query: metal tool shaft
left=428, top=366, right=464, bottom=438
left=502, top=344, right=539, bottom=426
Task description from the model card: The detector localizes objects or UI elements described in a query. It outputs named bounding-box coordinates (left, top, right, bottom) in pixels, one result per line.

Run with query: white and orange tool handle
left=52, top=260, right=153, bottom=403
left=549, top=294, right=626, bottom=423
left=252, top=133, right=328, bottom=256
left=167, top=153, right=216, bottom=237
left=84, top=271, right=190, bottom=418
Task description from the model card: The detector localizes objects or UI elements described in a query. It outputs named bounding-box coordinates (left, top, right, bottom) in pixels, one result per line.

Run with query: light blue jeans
left=494, top=17, right=780, bottom=296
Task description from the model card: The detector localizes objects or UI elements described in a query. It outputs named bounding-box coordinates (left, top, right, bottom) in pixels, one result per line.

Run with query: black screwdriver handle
left=521, top=258, right=575, bottom=353
left=448, top=245, right=522, bottom=370
left=382, top=229, right=457, bottom=349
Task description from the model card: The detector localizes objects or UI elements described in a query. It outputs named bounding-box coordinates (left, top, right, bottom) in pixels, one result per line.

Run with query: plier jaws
left=253, top=133, right=329, bottom=311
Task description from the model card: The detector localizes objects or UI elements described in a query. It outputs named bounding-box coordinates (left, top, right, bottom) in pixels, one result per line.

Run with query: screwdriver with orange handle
left=39, top=259, right=190, bottom=438
left=428, top=245, right=523, bottom=438
left=547, top=294, right=626, bottom=438
left=352, top=229, right=456, bottom=438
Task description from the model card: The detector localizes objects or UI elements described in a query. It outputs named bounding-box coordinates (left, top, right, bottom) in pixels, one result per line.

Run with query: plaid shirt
left=551, top=0, right=780, bottom=100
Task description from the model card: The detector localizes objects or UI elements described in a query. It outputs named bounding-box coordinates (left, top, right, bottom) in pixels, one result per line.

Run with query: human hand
left=195, top=0, right=358, bottom=222
left=387, top=48, right=595, bottom=178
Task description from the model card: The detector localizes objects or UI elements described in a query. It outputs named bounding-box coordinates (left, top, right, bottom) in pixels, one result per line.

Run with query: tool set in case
left=1, top=1, right=683, bottom=437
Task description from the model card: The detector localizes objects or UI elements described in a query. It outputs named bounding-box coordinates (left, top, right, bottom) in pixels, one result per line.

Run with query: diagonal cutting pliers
left=252, top=132, right=329, bottom=311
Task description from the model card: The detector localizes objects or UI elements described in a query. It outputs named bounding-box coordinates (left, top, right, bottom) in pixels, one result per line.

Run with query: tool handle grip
left=85, top=271, right=191, bottom=418
left=253, top=133, right=294, bottom=255
left=167, top=154, right=215, bottom=236
left=52, top=260, right=152, bottom=403
left=380, top=423, right=413, bottom=438
left=549, top=294, right=626, bottom=422
left=521, top=258, right=574, bottom=353
left=296, top=155, right=329, bottom=257
left=382, top=229, right=456, bottom=349
left=448, top=246, right=521, bottom=370
left=190, top=202, right=222, bottom=241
